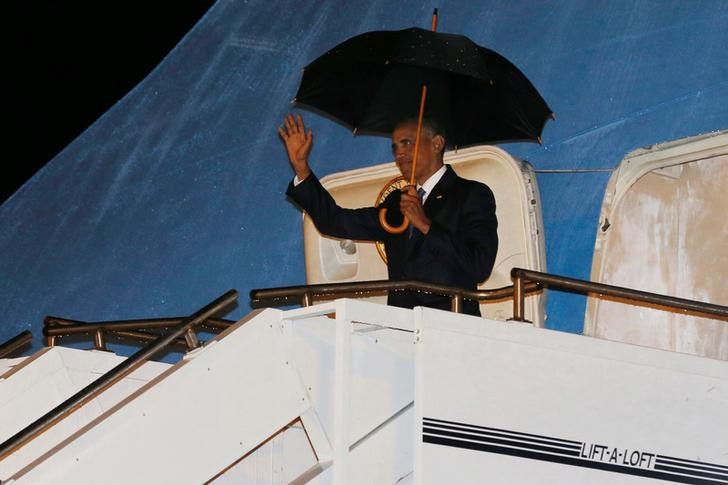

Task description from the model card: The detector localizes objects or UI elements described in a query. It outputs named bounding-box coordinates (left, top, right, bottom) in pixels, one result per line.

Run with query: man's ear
left=432, top=134, right=445, bottom=152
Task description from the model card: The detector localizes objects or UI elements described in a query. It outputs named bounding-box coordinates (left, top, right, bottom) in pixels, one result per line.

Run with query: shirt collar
left=418, top=164, right=447, bottom=203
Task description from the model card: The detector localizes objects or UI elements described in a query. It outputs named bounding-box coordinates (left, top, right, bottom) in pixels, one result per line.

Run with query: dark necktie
left=409, top=187, right=427, bottom=238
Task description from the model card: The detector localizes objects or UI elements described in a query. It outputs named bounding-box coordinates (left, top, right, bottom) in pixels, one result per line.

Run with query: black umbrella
left=294, top=25, right=553, bottom=148
left=293, top=13, right=552, bottom=233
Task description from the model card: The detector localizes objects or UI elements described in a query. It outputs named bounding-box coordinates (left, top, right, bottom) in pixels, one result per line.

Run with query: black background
left=5, top=0, right=215, bottom=204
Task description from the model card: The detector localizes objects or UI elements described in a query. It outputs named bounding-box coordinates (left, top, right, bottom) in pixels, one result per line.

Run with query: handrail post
left=184, top=328, right=200, bottom=350
left=512, top=269, right=526, bottom=322
left=451, top=294, right=463, bottom=313
left=301, top=293, right=312, bottom=307
left=93, top=329, right=107, bottom=351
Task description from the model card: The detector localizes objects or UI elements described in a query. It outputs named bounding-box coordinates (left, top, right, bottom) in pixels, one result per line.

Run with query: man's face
left=391, top=121, right=442, bottom=184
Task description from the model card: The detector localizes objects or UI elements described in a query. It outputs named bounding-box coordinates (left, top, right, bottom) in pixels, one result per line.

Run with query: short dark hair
left=394, top=117, right=448, bottom=155
left=395, top=117, right=444, bottom=136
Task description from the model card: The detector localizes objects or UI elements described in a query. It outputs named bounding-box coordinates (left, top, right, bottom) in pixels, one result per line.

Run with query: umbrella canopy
left=294, top=27, right=553, bottom=148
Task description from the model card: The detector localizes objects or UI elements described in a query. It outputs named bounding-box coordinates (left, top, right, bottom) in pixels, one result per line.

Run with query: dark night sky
left=5, top=1, right=215, bottom=204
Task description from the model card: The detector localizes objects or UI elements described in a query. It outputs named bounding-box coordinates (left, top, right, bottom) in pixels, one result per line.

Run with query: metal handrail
left=250, top=279, right=543, bottom=313
left=0, top=290, right=238, bottom=460
left=45, top=316, right=235, bottom=331
left=251, top=269, right=727, bottom=323
left=43, top=316, right=236, bottom=351
left=510, top=268, right=728, bottom=322
left=0, top=331, right=32, bottom=359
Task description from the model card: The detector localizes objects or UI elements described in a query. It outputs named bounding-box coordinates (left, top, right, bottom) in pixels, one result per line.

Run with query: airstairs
left=2, top=290, right=727, bottom=484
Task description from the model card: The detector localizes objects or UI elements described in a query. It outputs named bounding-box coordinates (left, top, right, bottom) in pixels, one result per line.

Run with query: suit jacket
left=286, top=165, right=498, bottom=316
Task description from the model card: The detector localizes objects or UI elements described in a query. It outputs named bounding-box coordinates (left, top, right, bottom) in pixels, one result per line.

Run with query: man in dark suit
left=279, top=113, right=498, bottom=316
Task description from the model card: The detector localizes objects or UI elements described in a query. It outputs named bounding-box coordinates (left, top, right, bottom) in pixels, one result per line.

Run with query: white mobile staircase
left=1, top=295, right=727, bottom=484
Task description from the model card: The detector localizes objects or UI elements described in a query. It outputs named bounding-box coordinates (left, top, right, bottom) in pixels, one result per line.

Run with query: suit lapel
left=423, top=165, right=458, bottom=222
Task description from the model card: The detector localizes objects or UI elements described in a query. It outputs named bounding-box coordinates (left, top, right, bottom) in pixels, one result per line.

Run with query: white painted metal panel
left=0, top=347, right=168, bottom=479
left=0, top=356, right=29, bottom=377
left=414, top=306, right=728, bottom=484
left=282, top=299, right=415, bottom=484
left=210, top=422, right=317, bottom=484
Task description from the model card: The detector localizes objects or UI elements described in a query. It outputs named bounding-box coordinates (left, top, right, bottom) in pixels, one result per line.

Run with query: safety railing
left=0, top=290, right=238, bottom=461
left=510, top=267, right=728, bottom=322
left=250, top=268, right=728, bottom=323
left=250, top=279, right=543, bottom=314
left=0, top=330, right=32, bottom=359
left=44, top=316, right=236, bottom=352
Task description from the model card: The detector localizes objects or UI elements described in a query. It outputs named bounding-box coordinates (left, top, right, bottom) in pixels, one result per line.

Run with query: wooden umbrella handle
left=378, top=9, right=437, bottom=234
left=378, top=84, right=428, bottom=233
left=378, top=209, right=409, bottom=234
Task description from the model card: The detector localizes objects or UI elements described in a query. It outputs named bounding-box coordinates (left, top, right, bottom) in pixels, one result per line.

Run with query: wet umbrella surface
left=294, top=27, right=553, bottom=149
